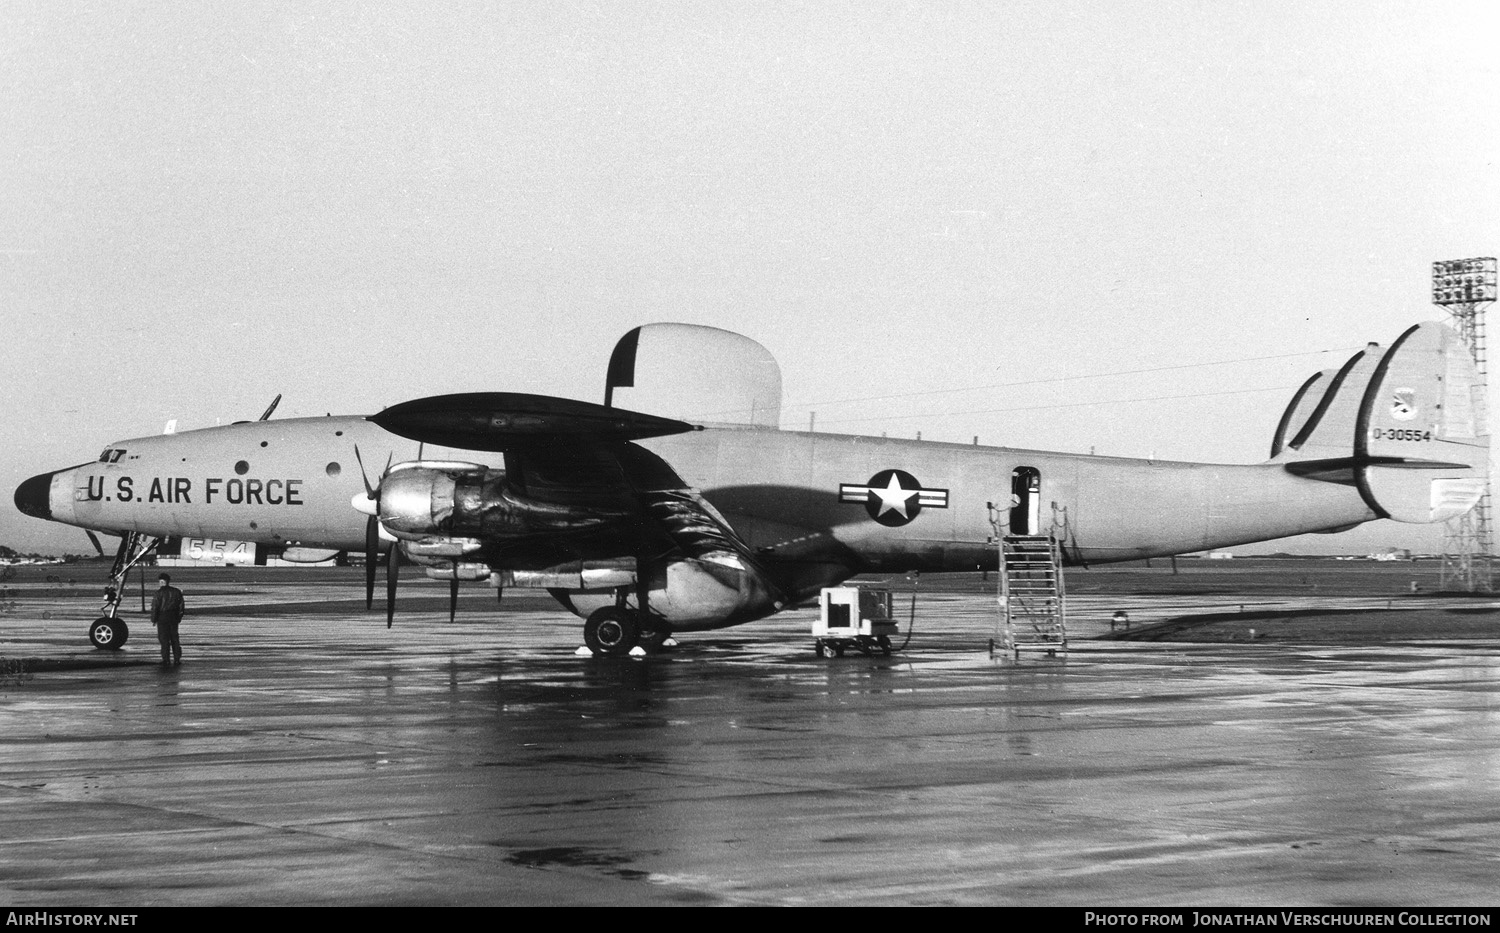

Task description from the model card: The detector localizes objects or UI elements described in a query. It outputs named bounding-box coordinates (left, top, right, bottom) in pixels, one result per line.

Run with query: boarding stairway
left=999, top=535, right=1067, bottom=656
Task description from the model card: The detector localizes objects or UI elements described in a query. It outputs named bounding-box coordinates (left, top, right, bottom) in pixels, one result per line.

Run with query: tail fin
left=1273, top=343, right=1386, bottom=463
left=1269, top=366, right=1346, bottom=459
left=1273, top=322, right=1489, bottom=523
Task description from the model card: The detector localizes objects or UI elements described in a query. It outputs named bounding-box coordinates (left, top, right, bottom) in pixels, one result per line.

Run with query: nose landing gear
left=88, top=532, right=161, bottom=650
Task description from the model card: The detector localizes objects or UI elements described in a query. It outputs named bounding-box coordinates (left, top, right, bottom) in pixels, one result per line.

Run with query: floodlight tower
left=1432, top=257, right=1497, bottom=592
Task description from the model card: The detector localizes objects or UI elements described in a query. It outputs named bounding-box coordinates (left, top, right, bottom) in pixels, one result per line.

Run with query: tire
left=583, top=607, right=639, bottom=657
left=877, top=635, right=892, bottom=657
left=89, top=617, right=128, bottom=650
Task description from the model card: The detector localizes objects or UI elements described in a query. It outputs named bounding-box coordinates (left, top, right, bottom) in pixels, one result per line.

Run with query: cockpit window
left=97, top=449, right=126, bottom=463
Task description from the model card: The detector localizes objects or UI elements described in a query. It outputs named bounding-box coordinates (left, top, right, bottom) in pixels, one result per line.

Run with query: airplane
left=13, top=320, right=1490, bottom=656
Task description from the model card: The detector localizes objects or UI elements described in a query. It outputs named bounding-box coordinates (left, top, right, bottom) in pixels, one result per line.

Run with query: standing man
left=152, top=573, right=186, bottom=666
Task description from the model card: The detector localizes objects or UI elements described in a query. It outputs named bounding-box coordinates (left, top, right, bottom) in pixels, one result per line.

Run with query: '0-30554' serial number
left=1371, top=428, right=1432, bottom=442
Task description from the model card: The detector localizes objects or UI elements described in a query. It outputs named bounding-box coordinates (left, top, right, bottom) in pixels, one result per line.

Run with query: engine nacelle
left=377, top=461, right=632, bottom=541
left=558, top=554, right=782, bottom=632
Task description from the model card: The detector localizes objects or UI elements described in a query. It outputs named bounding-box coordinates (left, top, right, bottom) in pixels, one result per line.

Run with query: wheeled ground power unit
left=814, top=586, right=898, bottom=657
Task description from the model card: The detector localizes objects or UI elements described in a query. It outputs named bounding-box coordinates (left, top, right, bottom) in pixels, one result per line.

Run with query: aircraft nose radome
left=14, top=471, right=54, bottom=520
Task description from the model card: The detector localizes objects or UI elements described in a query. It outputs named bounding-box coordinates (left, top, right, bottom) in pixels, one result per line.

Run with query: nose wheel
left=89, top=617, right=129, bottom=650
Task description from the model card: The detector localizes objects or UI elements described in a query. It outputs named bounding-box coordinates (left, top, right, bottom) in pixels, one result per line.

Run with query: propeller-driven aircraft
left=13, top=321, right=1490, bottom=655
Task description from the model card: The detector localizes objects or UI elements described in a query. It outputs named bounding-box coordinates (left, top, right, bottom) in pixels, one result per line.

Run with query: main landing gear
left=582, top=606, right=671, bottom=658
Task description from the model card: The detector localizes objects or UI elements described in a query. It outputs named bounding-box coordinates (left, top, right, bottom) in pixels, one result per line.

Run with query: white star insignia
left=871, top=473, right=918, bottom=519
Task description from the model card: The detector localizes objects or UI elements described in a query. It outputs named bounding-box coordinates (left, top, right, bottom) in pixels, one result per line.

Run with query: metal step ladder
left=1000, top=534, right=1067, bottom=656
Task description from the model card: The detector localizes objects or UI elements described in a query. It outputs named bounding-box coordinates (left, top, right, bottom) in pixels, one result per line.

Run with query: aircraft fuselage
left=19, top=415, right=1376, bottom=575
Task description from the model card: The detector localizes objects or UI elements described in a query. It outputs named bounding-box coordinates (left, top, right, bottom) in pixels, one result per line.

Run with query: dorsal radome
left=605, top=323, right=782, bottom=429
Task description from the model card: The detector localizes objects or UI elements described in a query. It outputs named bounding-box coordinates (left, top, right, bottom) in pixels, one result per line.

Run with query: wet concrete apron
left=2, top=589, right=1498, bottom=905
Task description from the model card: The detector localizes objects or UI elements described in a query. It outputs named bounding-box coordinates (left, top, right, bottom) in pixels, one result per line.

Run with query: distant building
left=1206, top=551, right=1235, bottom=560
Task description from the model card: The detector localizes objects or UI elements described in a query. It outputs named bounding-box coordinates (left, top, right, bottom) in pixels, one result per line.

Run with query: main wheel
left=584, top=607, right=639, bottom=657
left=89, top=617, right=129, bottom=650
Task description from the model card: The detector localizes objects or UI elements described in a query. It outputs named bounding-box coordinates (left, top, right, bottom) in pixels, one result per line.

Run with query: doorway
left=1010, top=467, right=1041, bottom=535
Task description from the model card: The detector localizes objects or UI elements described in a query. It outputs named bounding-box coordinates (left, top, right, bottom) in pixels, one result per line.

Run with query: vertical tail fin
left=1358, top=322, right=1489, bottom=522
left=1274, top=322, right=1489, bottom=523
left=1269, top=369, right=1331, bottom=459
left=1272, top=343, right=1386, bottom=463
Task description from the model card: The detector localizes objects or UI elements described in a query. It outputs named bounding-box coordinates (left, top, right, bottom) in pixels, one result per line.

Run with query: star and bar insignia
left=839, top=469, right=949, bottom=527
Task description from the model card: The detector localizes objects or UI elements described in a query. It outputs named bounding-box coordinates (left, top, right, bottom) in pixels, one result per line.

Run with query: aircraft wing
left=367, top=393, right=785, bottom=626
left=372, top=391, right=698, bottom=450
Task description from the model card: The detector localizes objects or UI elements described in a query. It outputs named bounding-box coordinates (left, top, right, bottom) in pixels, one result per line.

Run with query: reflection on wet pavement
left=2, top=580, right=1499, bottom=905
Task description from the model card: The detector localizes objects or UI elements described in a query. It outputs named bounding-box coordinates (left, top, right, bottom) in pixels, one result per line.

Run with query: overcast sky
left=3, top=1, right=1496, bottom=555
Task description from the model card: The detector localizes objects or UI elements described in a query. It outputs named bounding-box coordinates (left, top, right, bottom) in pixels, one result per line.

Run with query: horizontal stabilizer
left=1284, top=455, right=1476, bottom=485
left=370, top=392, right=696, bottom=451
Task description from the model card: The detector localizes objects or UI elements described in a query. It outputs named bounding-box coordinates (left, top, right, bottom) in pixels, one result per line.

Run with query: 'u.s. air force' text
left=83, top=476, right=305, bottom=505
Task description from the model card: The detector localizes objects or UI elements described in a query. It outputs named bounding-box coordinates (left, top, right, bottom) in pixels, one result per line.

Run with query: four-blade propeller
left=351, top=446, right=462, bottom=628
left=352, top=446, right=403, bottom=626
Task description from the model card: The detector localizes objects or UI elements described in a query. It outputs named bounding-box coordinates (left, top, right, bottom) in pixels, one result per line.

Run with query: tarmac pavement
left=2, top=570, right=1499, bottom=906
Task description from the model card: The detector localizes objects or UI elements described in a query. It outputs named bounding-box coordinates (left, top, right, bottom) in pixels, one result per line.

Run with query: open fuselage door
left=1009, top=466, right=1041, bottom=535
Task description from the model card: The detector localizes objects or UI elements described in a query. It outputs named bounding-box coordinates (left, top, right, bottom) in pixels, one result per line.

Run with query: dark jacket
left=151, top=585, right=185, bottom=627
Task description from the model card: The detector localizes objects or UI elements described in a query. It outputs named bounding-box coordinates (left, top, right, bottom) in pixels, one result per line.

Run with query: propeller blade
left=386, top=541, right=401, bottom=628
left=353, top=445, right=376, bottom=499
left=355, top=445, right=401, bottom=622
left=364, top=516, right=379, bottom=611
left=449, top=575, right=458, bottom=624
left=85, top=530, right=104, bottom=557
